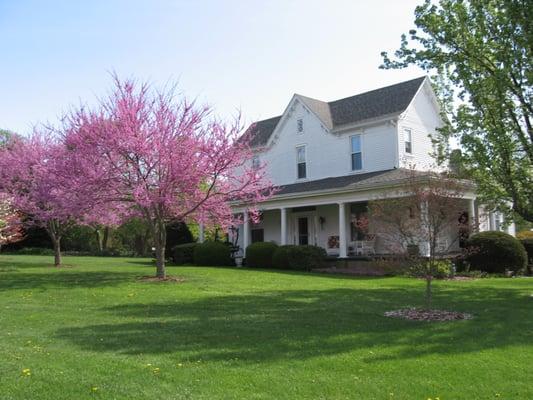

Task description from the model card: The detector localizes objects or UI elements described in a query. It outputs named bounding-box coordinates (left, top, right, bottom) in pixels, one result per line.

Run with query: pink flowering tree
left=64, top=77, right=272, bottom=278
left=0, top=194, right=24, bottom=251
left=0, top=134, right=108, bottom=266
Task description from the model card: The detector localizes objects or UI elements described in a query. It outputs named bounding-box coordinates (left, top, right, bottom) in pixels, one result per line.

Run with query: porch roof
left=274, top=168, right=420, bottom=196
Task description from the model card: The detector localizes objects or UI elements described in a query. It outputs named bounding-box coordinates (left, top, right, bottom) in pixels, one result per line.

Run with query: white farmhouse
left=229, top=76, right=514, bottom=258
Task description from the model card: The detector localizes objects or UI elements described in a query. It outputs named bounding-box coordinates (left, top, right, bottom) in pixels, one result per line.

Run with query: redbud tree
left=65, top=77, right=271, bottom=278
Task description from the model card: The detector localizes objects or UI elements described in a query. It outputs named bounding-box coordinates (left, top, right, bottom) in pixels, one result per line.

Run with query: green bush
left=520, top=238, right=533, bottom=275
left=409, top=259, right=453, bottom=279
left=245, top=242, right=278, bottom=268
left=466, top=231, right=527, bottom=273
left=172, top=243, right=197, bottom=265
left=193, top=241, right=233, bottom=266
left=272, top=245, right=327, bottom=271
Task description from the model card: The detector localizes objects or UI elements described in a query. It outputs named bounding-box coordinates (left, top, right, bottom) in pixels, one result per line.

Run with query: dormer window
left=297, top=118, right=304, bottom=133
left=252, top=155, right=260, bottom=170
left=404, top=128, right=412, bottom=154
left=296, top=145, right=307, bottom=179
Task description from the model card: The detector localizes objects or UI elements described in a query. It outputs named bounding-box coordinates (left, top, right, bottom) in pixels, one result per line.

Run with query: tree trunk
left=47, top=220, right=62, bottom=267
left=102, top=227, right=110, bottom=252
left=425, top=276, right=432, bottom=310
left=154, top=220, right=167, bottom=279
left=52, top=236, right=62, bottom=267
left=95, top=229, right=103, bottom=253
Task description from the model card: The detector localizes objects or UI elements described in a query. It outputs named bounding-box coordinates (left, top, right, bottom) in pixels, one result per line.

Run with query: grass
left=0, top=255, right=531, bottom=400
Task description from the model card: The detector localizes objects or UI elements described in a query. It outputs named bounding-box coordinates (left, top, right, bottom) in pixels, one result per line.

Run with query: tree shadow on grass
left=0, top=270, right=139, bottom=291
left=55, top=285, right=532, bottom=363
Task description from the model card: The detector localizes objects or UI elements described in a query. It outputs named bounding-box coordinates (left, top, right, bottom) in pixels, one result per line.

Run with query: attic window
left=404, top=128, right=413, bottom=154
left=297, top=118, right=304, bottom=133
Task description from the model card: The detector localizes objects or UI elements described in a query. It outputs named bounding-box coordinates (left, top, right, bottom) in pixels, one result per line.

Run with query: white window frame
left=350, top=134, right=363, bottom=171
left=296, top=145, right=307, bottom=180
left=404, top=128, right=413, bottom=154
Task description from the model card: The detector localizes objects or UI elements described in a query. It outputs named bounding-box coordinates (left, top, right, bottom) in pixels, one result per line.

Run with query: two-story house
left=229, top=76, right=514, bottom=258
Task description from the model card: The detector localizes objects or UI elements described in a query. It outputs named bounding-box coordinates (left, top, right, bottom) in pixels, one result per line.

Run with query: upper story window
left=296, top=145, right=307, bottom=179
left=404, top=128, right=413, bottom=154
left=351, top=135, right=362, bottom=171
left=252, top=155, right=260, bottom=170
left=297, top=118, right=304, bottom=133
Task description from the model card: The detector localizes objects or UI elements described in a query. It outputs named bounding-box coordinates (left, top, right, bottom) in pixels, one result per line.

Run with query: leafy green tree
left=0, top=129, right=15, bottom=147
left=381, top=0, right=532, bottom=222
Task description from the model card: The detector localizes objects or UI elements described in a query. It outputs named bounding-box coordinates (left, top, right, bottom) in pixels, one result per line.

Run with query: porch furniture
left=350, top=234, right=376, bottom=256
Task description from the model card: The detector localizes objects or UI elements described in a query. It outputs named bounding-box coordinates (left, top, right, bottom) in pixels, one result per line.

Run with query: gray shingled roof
left=274, top=168, right=422, bottom=196
left=244, top=76, right=426, bottom=147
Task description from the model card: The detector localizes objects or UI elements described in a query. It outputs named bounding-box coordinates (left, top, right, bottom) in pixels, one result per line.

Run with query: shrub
left=272, top=245, right=327, bottom=271
left=409, top=259, right=453, bottom=279
left=172, top=243, right=197, bottom=265
left=466, top=231, right=527, bottom=273
left=165, top=222, right=194, bottom=259
left=520, top=238, right=533, bottom=275
left=245, top=242, right=278, bottom=268
left=193, top=241, right=233, bottom=266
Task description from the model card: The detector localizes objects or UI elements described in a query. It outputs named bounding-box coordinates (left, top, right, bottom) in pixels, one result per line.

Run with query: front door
left=297, top=217, right=310, bottom=245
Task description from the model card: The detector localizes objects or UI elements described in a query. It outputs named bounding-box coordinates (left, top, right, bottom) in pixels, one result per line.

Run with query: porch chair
left=362, top=234, right=376, bottom=255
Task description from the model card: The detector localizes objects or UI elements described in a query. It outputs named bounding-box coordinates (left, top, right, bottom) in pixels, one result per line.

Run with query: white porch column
left=243, top=211, right=250, bottom=257
left=489, top=212, right=497, bottom=231
left=338, top=202, right=347, bottom=258
left=280, top=207, right=287, bottom=245
left=468, top=198, right=476, bottom=232
left=198, top=223, right=205, bottom=243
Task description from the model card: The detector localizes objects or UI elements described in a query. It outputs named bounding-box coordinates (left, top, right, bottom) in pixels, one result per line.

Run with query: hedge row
left=171, top=241, right=232, bottom=266
left=246, top=242, right=326, bottom=271
left=173, top=241, right=327, bottom=271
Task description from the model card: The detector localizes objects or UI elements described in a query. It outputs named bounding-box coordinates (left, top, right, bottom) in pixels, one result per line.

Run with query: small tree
left=64, top=77, right=272, bottom=278
left=369, top=169, right=472, bottom=308
left=0, top=134, right=109, bottom=266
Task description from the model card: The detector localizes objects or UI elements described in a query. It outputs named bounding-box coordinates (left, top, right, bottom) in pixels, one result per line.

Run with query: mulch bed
left=138, top=275, right=185, bottom=283
left=384, top=308, right=473, bottom=322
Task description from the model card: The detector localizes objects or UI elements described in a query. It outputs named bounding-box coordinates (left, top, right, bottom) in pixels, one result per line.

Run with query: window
left=296, top=146, right=306, bottom=179
left=251, top=229, right=264, bottom=243
left=351, top=135, right=362, bottom=171
left=252, top=155, right=260, bottom=170
left=404, top=128, right=412, bottom=154
left=297, top=118, right=304, bottom=133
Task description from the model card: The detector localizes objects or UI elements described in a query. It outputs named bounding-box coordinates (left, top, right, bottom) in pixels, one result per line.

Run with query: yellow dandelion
left=177, top=363, right=183, bottom=367
left=152, top=367, right=160, bottom=374
left=91, top=386, right=98, bottom=392
left=21, top=368, right=31, bottom=377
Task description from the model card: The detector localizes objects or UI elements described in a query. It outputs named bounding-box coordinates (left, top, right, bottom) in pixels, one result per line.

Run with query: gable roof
left=243, top=76, right=426, bottom=147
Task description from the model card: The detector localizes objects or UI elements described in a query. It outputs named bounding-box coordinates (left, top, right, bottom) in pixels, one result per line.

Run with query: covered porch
left=234, top=196, right=477, bottom=259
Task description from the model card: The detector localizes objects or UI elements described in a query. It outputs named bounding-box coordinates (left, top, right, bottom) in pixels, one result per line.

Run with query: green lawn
left=0, top=255, right=531, bottom=400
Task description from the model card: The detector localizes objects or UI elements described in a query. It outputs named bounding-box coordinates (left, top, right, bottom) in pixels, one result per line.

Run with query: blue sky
left=0, top=0, right=423, bottom=135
